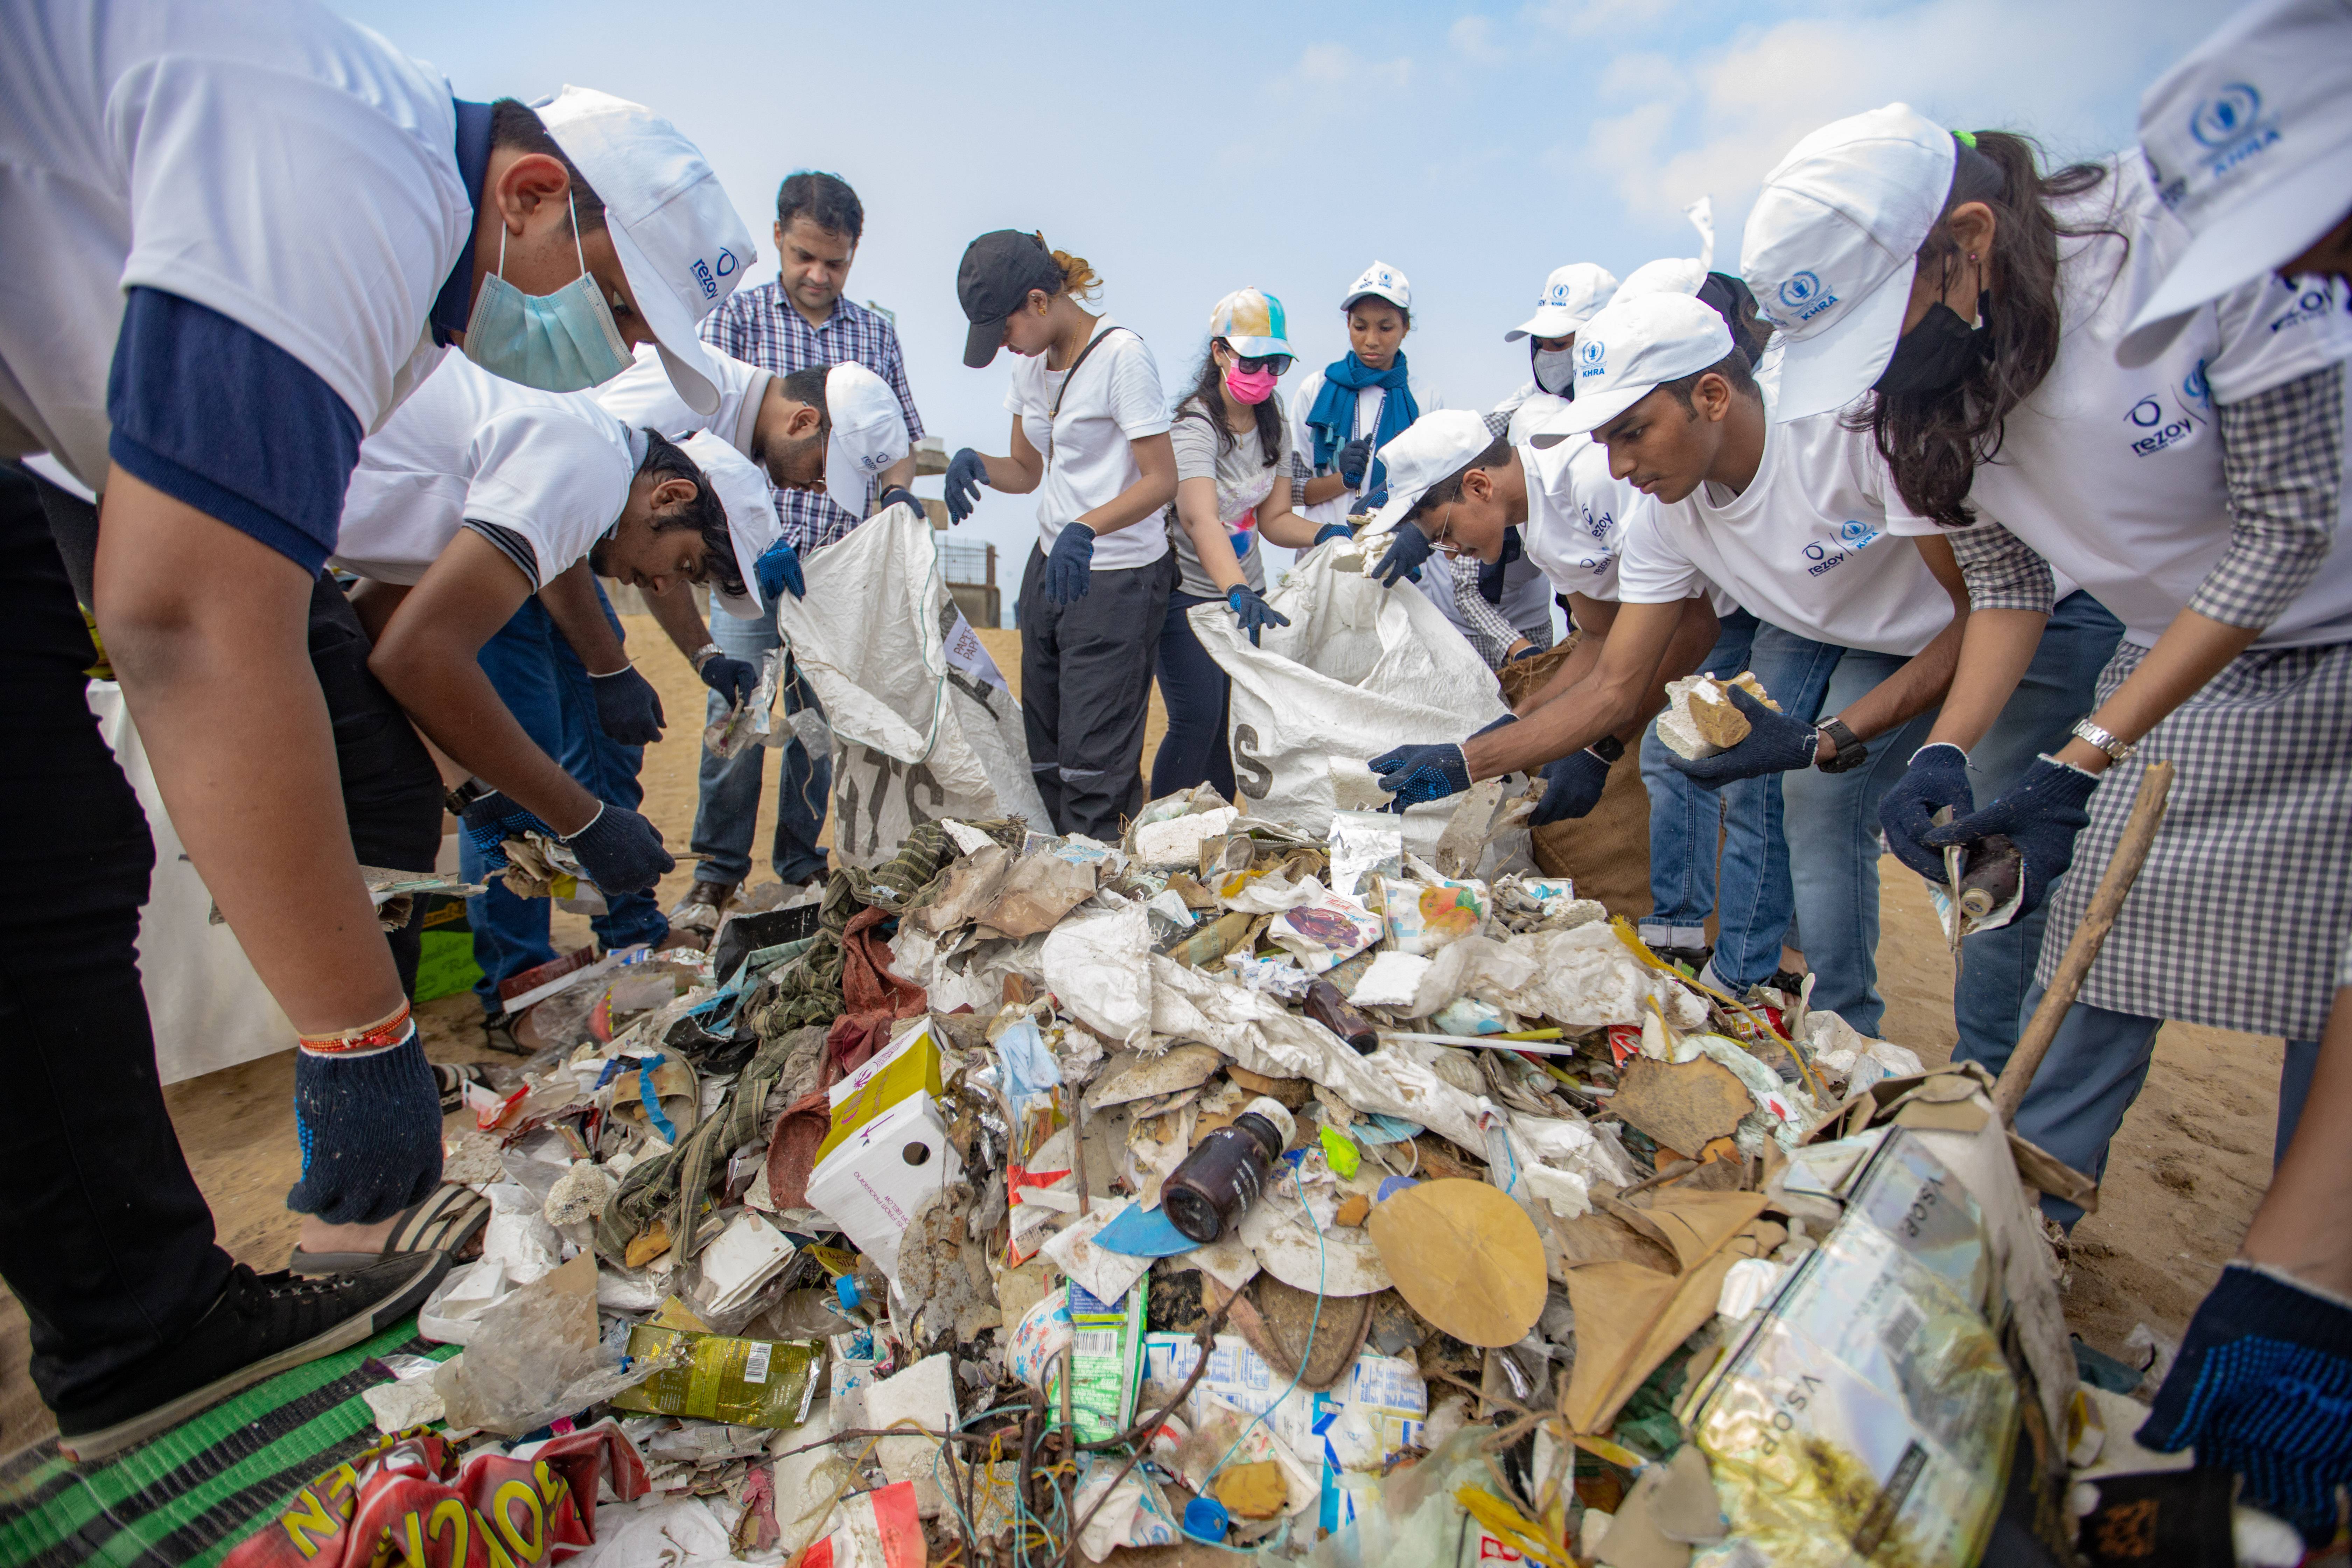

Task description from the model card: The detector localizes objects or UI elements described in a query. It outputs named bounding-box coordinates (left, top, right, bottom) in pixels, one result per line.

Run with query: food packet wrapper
left=1377, top=873, right=1490, bottom=956
left=703, top=647, right=785, bottom=759
left=609, top=1325, right=825, bottom=1428
left=1326, top=810, right=1405, bottom=899
left=1655, top=670, right=1778, bottom=761
left=1267, top=889, right=1384, bottom=975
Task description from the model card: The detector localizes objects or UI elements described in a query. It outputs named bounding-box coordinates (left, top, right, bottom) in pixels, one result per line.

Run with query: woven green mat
left=0, top=1320, right=454, bottom=1568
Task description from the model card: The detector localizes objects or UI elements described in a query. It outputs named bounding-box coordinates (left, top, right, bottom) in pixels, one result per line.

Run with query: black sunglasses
left=1233, top=352, right=1294, bottom=376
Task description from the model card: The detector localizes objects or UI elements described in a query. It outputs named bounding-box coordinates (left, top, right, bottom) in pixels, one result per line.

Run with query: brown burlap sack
left=1529, top=746, right=1653, bottom=918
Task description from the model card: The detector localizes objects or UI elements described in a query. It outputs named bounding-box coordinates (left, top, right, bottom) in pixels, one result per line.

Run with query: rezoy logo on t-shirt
left=2267, top=285, right=2337, bottom=336
left=1801, top=519, right=1878, bottom=577
left=2121, top=384, right=2206, bottom=457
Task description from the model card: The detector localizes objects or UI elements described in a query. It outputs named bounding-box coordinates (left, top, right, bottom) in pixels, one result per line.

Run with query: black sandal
left=288, top=1183, right=492, bottom=1275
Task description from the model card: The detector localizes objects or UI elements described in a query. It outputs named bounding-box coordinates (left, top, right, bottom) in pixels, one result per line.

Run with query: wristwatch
left=1816, top=717, right=1869, bottom=774
left=689, top=642, right=722, bottom=674
left=1587, top=734, right=1626, bottom=765
left=444, top=777, right=492, bottom=815
left=2070, top=717, right=2137, bottom=764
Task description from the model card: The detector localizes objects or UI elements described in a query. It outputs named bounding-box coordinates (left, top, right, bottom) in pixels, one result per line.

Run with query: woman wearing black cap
left=943, top=231, right=1177, bottom=839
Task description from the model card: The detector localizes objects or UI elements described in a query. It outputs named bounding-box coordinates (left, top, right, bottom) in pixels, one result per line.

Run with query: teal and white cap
left=1208, top=288, right=1294, bottom=359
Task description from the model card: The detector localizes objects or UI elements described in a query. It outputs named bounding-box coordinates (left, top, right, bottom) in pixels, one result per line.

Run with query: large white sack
left=1193, top=544, right=1510, bottom=860
left=774, top=504, right=1050, bottom=866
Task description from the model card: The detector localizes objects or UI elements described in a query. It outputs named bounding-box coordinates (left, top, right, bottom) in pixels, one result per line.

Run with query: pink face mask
left=1224, top=364, right=1279, bottom=404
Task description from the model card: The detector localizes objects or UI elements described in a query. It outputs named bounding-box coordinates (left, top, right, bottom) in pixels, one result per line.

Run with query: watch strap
left=2070, top=717, right=2136, bottom=764
left=1816, top=717, right=1869, bottom=774
left=690, top=642, right=722, bottom=673
left=1588, top=734, right=1625, bottom=765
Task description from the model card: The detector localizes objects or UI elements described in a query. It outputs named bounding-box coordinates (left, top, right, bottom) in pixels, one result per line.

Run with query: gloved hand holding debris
left=1919, top=754, right=2098, bottom=918
left=1879, top=741, right=1972, bottom=882
left=588, top=663, right=665, bottom=746
left=2140, top=1262, right=2352, bottom=1544
left=1311, top=522, right=1353, bottom=546
left=1531, top=748, right=1611, bottom=825
left=696, top=651, right=759, bottom=709
left=561, top=802, right=676, bottom=894
left=1368, top=740, right=1471, bottom=812
left=459, top=788, right=553, bottom=870
left=1369, top=521, right=1432, bottom=587
left=1662, top=685, right=1819, bottom=785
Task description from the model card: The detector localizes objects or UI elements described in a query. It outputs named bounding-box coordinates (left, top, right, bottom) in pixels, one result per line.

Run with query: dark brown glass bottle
left=1160, top=1097, right=1294, bottom=1244
left=1304, top=978, right=1377, bottom=1053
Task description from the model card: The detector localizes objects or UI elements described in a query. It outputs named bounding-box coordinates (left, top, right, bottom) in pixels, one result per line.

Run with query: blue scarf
left=1306, top=352, right=1418, bottom=506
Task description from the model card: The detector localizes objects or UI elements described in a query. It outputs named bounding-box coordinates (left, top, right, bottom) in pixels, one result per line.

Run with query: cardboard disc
left=1365, top=1178, right=1547, bottom=1348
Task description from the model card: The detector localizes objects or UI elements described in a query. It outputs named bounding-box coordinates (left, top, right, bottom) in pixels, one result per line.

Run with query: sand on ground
left=0, top=620, right=2278, bottom=1456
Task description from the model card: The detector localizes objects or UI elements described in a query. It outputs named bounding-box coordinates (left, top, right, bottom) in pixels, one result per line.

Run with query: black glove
left=561, top=802, right=676, bottom=894
left=699, top=653, right=759, bottom=709
left=1044, top=523, right=1095, bottom=605
left=1335, top=436, right=1374, bottom=490
left=1507, top=643, right=1543, bottom=663
left=1920, top=755, right=2099, bottom=919
left=944, top=448, right=988, bottom=524
left=2139, top=1262, right=2352, bottom=1544
left=284, top=1026, right=442, bottom=1224
left=1662, top=686, right=1819, bottom=788
left=589, top=664, right=665, bottom=745
left=1311, top=522, right=1353, bottom=547
left=1879, top=742, right=1972, bottom=882
left=1370, top=525, right=1432, bottom=588
left=1531, top=750, right=1611, bottom=825
left=1368, top=742, right=1471, bottom=813
left=1225, top=585, right=1289, bottom=647
left=878, top=485, right=924, bottom=517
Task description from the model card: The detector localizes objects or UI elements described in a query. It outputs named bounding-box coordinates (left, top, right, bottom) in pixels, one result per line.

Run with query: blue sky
left=334, top=0, right=2236, bottom=613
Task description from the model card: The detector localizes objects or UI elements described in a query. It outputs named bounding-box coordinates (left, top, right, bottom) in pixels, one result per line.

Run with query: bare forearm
left=1923, top=609, right=2048, bottom=753
left=2238, top=984, right=2352, bottom=1296
left=877, top=454, right=916, bottom=494
left=537, top=562, right=627, bottom=676
left=1825, top=615, right=1964, bottom=754
left=980, top=450, right=1041, bottom=496
left=2053, top=608, right=2258, bottom=776
left=643, top=579, right=713, bottom=663
left=1302, top=473, right=1351, bottom=506
left=1469, top=669, right=1647, bottom=778
left=1079, top=436, right=1178, bottom=538
left=372, top=648, right=598, bottom=834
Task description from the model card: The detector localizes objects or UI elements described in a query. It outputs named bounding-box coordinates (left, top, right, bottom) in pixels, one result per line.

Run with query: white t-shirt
left=1003, top=316, right=1172, bottom=571
left=1524, top=436, right=1740, bottom=618
left=1618, top=409, right=1954, bottom=655
left=594, top=342, right=769, bottom=457
left=1907, top=156, right=2352, bottom=650
left=1288, top=366, right=1448, bottom=533
left=332, top=356, right=636, bottom=592
left=0, top=1, right=470, bottom=488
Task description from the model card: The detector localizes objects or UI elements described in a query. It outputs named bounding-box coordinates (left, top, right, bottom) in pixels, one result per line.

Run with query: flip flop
left=288, top=1182, right=492, bottom=1275
left=434, top=1062, right=492, bottom=1112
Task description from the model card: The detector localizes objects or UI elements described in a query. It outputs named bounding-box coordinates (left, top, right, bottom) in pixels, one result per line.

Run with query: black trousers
left=0, top=468, right=441, bottom=1406
left=1018, top=545, right=1176, bottom=840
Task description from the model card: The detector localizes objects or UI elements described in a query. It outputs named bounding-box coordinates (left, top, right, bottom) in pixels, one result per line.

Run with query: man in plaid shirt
left=676, top=172, right=926, bottom=927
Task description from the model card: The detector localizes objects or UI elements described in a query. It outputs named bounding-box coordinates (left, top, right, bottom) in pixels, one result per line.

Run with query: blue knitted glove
left=1369, top=742, right=1471, bottom=813
left=1311, top=523, right=1353, bottom=547
left=1532, top=749, right=1612, bottom=826
left=754, top=538, right=805, bottom=603
left=1879, top=742, right=1973, bottom=882
left=2140, top=1263, right=2352, bottom=1543
left=1921, top=754, right=2098, bottom=919
left=459, top=789, right=555, bottom=872
left=285, top=1026, right=443, bottom=1224
left=1044, top=523, right=1095, bottom=605
left=944, top=448, right=988, bottom=524
left=1370, top=525, right=1432, bottom=588
left=1226, top=585, right=1289, bottom=647
left=589, top=664, right=665, bottom=745
left=1663, top=686, right=1820, bottom=787
left=562, top=802, right=676, bottom=894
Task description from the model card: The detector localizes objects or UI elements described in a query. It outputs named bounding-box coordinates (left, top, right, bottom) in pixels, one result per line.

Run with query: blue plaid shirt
left=696, top=282, right=926, bottom=552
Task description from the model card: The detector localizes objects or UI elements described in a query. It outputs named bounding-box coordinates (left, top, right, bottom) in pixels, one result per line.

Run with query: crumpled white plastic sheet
left=1389, top=925, right=1705, bottom=1031
left=562, top=1494, right=744, bottom=1567
left=1805, top=1008, right=1926, bottom=1094
left=1040, top=900, right=1153, bottom=1048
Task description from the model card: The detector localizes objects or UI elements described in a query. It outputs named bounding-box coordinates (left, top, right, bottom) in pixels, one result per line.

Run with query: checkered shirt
left=2040, top=635, right=2352, bottom=1041
left=1949, top=362, right=2346, bottom=627
left=698, top=282, right=926, bottom=553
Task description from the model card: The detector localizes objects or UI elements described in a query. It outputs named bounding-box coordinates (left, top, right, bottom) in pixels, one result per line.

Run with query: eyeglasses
left=1234, top=353, right=1293, bottom=376
left=1425, top=500, right=1466, bottom=556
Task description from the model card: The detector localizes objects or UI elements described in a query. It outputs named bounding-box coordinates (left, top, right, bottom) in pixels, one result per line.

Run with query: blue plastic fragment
left=1092, top=1202, right=1198, bottom=1258
left=1376, top=1174, right=1420, bottom=1203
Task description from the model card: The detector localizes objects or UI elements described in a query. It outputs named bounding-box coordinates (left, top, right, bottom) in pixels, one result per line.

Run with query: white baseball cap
left=1343, top=260, right=1412, bottom=314
left=1505, top=263, right=1621, bottom=341
left=2119, top=0, right=2352, bottom=366
left=1361, top=410, right=1499, bottom=536
left=536, top=87, right=757, bottom=420
left=1527, top=293, right=1734, bottom=446
left=681, top=430, right=782, bottom=620
left=1741, top=104, right=1956, bottom=423
left=823, top=363, right=911, bottom=519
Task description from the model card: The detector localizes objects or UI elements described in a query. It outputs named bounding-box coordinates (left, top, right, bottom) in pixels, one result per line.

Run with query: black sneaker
left=55, top=1253, right=448, bottom=1461
left=479, top=1009, right=528, bottom=1056
left=1652, top=943, right=1713, bottom=978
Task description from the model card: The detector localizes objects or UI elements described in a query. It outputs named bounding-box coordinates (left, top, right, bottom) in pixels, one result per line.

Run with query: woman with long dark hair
left=944, top=231, right=1177, bottom=839
left=1150, top=289, right=1327, bottom=798
left=1743, top=105, right=2352, bottom=1223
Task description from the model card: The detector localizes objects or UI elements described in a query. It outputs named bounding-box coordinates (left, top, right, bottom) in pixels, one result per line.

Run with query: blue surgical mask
left=461, top=194, right=632, bottom=392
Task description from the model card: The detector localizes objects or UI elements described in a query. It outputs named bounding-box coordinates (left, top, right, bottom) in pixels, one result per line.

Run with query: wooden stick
left=1993, top=761, right=2174, bottom=1125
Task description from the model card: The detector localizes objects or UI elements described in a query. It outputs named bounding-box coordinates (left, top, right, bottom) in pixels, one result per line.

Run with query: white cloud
left=1450, top=14, right=1507, bottom=64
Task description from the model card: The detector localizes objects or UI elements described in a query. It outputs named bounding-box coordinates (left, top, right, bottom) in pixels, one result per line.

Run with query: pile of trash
left=225, top=765, right=2239, bottom=1568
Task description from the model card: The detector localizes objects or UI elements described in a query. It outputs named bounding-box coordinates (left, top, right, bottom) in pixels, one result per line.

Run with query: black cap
left=957, top=230, right=1064, bottom=368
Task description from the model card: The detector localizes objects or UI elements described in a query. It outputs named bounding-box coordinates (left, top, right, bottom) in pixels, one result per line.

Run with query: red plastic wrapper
left=223, top=1419, right=649, bottom=1568
left=793, top=1482, right=923, bottom=1568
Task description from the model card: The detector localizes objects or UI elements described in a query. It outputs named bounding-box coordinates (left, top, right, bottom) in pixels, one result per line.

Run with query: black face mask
left=1875, top=292, right=1991, bottom=398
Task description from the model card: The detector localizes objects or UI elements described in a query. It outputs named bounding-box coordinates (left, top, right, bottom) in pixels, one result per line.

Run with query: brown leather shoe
left=666, top=878, right=735, bottom=937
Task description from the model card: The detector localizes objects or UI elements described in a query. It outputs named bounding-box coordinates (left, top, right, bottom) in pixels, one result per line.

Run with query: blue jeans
left=460, top=587, right=667, bottom=1010
left=1998, top=990, right=2321, bottom=1228
left=1945, top=591, right=2126, bottom=1064
left=689, top=591, right=831, bottom=887
left=1151, top=591, right=1236, bottom=801
left=1638, top=609, right=1789, bottom=979
left=1745, top=623, right=1941, bottom=1036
